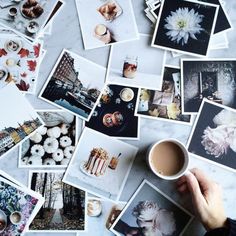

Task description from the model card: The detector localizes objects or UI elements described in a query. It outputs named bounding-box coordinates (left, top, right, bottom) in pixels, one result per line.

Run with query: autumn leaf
left=18, top=48, right=30, bottom=58
left=27, top=60, right=37, bottom=71
left=16, top=79, right=30, bottom=91
left=0, top=48, right=7, bottom=57
left=34, top=43, right=41, bottom=58
left=20, top=72, right=27, bottom=78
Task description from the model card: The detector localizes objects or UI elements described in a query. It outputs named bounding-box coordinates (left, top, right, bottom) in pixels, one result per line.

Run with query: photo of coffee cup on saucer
left=9, top=211, right=22, bottom=225
left=94, top=24, right=115, bottom=44
left=8, top=7, right=18, bottom=17
left=147, top=139, right=189, bottom=180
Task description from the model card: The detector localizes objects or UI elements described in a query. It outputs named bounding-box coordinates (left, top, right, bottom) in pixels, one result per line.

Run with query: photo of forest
left=29, top=171, right=85, bottom=232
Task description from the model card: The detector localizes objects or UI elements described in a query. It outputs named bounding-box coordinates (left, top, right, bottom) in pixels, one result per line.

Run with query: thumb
left=185, top=172, right=206, bottom=208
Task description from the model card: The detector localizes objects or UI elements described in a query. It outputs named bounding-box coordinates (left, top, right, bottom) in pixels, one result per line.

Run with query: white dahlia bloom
left=164, top=8, right=204, bottom=45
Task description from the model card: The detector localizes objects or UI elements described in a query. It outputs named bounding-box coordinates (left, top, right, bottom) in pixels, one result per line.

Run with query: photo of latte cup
left=10, top=211, right=22, bottom=225
left=119, top=88, right=134, bottom=102
left=94, top=24, right=112, bottom=44
left=9, top=7, right=18, bottom=17
left=146, top=139, right=189, bottom=180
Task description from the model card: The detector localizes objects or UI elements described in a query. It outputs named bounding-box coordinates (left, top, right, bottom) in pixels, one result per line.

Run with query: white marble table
left=1, top=0, right=236, bottom=236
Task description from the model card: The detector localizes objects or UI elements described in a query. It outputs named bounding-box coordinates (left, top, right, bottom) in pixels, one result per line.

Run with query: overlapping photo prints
left=135, top=66, right=192, bottom=124
left=86, top=84, right=140, bottom=140
left=76, top=0, right=139, bottom=50
left=0, top=0, right=64, bottom=41
left=63, top=127, right=138, bottom=201
left=19, top=110, right=78, bottom=168
left=39, top=49, right=106, bottom=121
left=80, top=197, right=125, bottom=236
left=0, top=170, right=44, bottom=236
left=28, top=170, right=86, bottom=232
left=107, top=34, right=166, bottom=90
left=198, top=0, right=232, bottom=34
left=181, top=59, right=236, bottom=114
left=187, top=99, right=236, bottom=172
left=151, top=0, right=219, bottom=56
left=110, top=180, right=193, bottom=236
left=0, top=34, right=43, bottom=93
left=0, top=82, right=44, bottom=159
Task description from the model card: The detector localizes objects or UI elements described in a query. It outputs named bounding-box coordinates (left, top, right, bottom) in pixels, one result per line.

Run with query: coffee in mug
left=94, top=24, right=112, bottom=44
left=147, top=139, right=189, bottom=180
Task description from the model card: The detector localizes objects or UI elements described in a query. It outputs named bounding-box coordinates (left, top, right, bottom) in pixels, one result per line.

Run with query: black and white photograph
left=111, top=180, right=193, bottom=236
left=80, top=197, right=125, bottom=236
left=151, top=0, right=219, bottom=56
left=19, top=110, right=78, bottom=168
left=198, top=0, right=232, bottom=34
left=0, top=82, right=43, bottom=159
left=135, top=66, right=192, bottom=124
left=29, top=170, right=86, bottom=232
left=63, top=127, right=138, bottom=201
left=107, top=34, right=166, bottom=90
left=76, top=0, right=139, bottom=50
left=0, top=0, right=63, bottom=41
left=86, top=84, right=140, bottom=140
left=181, top=59, right=236, bottom=114
left=39, top=49, right=106, bottom=121
left=187, top=99, right=236, bottom=172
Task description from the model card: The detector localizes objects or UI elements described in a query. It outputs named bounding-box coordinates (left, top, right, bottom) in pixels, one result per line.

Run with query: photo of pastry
left=28, top=170, right=86, bottom=232
left=0, top=34, right=42, bottom=93
left=107, top=34, right=166, bottom=90
left=86, top=84, right=140, bottom=140
left=136, top=66, right=192, bottom=124
left=0, top=82, right=44, bottom=159
left=0, top=0, right=64, bottom=41
left=39, top=49, right=106, bottom=121
left=111, top=180, right=193, bottom=236
left=151, top=0, right=219, bottom=56
left=80, top=197, right=125, bottom=236
left=187, top=99, right=236, bottom=172
left=181, top=59, right=236, bottom=114
left=19, top=110, right=79, bottom=168
left=75, top=0, right=139, bottom=50
left=63, top=127, right=138, bottom=201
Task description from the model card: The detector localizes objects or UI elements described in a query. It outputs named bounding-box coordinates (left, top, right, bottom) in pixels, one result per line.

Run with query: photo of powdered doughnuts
left=103, top=113, right=114, bottom=127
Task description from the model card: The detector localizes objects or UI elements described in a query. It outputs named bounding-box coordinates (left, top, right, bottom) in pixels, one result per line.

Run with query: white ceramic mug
left=146, top=138, right=189, bottom=180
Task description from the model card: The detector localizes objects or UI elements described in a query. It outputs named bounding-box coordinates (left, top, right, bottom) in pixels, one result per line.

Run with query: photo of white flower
left=152, top=0, right=219, bottom=56
left=187, top=99, right=236, bottom=172
left=164, top=8, right=204, bottom=46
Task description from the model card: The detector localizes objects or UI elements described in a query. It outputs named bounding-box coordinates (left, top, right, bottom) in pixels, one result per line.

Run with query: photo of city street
left=39, top=50, right=106, bottom=120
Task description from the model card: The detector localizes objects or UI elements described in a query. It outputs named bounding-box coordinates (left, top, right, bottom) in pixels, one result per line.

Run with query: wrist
left=205, top=216, right=228, bottom=231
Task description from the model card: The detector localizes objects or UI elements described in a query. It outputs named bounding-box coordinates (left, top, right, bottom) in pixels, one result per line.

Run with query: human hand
left=177, top=168, right=227, bottom=231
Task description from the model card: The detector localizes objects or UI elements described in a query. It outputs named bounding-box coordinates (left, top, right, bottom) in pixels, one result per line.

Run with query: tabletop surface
left=1, top=0, right=236, bottom=236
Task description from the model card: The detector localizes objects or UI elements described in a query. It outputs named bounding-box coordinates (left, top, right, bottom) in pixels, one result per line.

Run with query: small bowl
left=119, top=88, right=134, bottom=102
left=10, top=211, right=22, bottom=225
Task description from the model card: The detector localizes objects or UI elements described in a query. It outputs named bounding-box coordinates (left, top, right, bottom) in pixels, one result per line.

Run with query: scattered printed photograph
left=19, top=110, right=78, bottom=168
left=135, top=66, right=192, bottom=124
left=187, top=99, right=236, bottom=172
left=86, top=84, right=140, bottom=140
left=29, top=170, right=86, bottom=232
left=107, top=34, right=166, bottom=90
left=76, top=0, right=139, bottom=49
left=0, top=82, right=43, bottom=159
left=151, top=0, right=219, bottom=56
left=181, top=59, right=236, bottom=114
left=63, top=127, right=138, bottom=201
left=111, top=180, right=193, bottom=236
left=39, top=49, right=106, bottom=121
